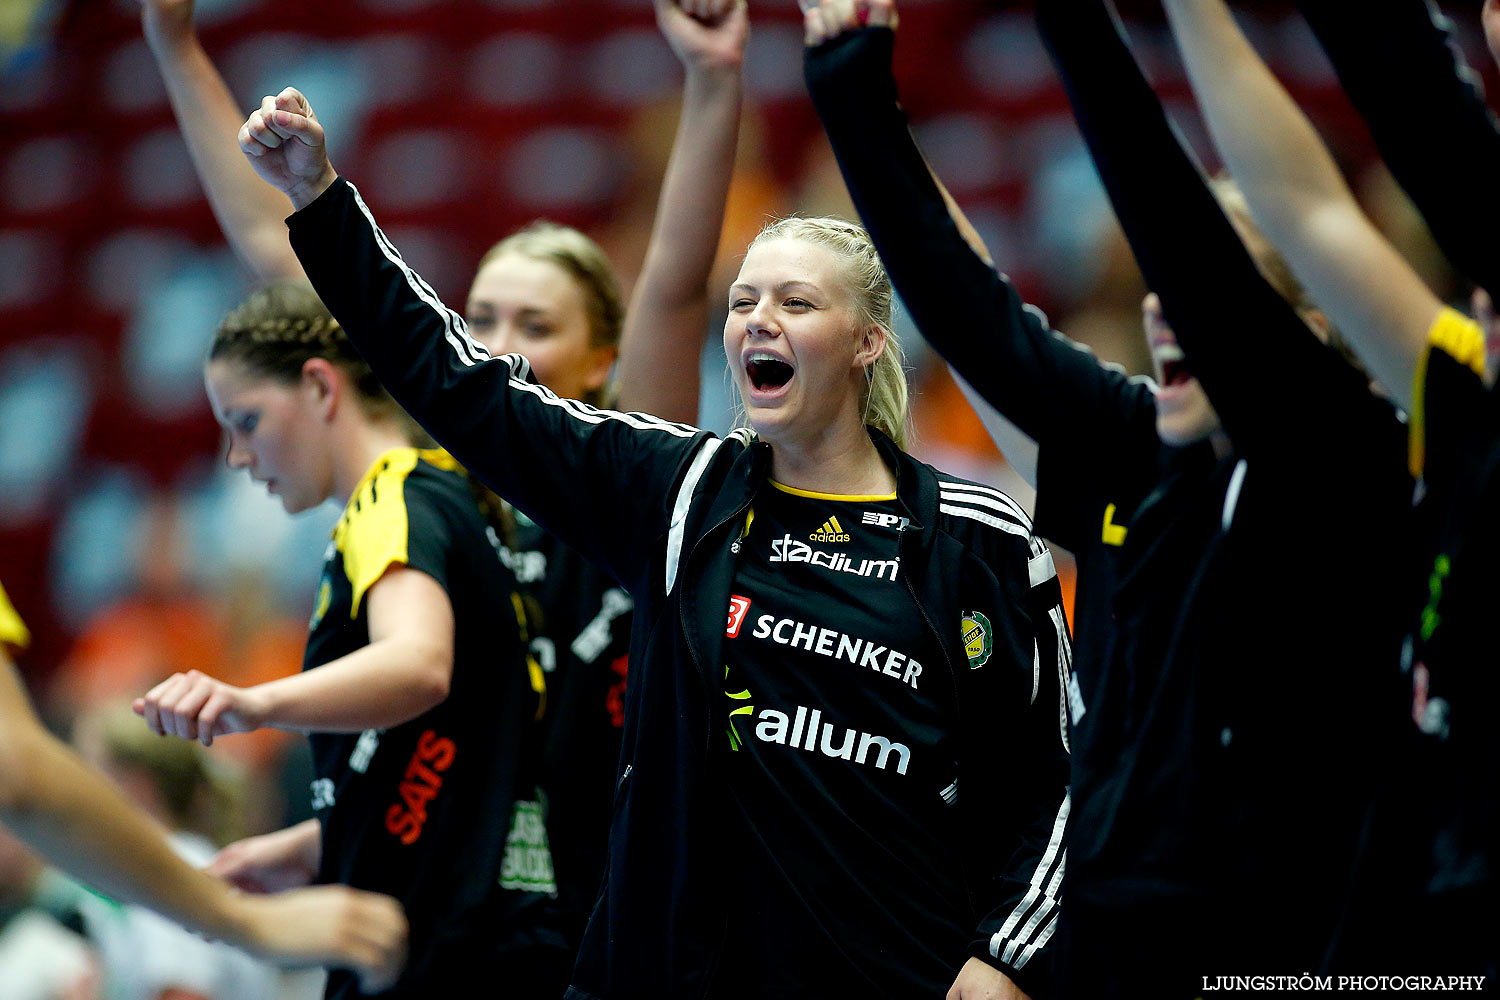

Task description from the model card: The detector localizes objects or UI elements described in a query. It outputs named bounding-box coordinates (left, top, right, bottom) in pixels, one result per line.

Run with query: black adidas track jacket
left=284, top=176, right=1072, bottom=999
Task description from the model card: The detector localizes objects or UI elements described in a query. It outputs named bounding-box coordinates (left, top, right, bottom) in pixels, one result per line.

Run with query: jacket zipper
left=674, top=497, right=753, bottom=1000
left=678, top=498, right=755, bottom=753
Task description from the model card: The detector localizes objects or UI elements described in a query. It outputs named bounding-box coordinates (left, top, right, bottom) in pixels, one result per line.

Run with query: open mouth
left=1160, top=358, right=1192, bottom=388
left=1152, top=340, right=1194, bottom=391
left=746, top=351, right=794, bottom=393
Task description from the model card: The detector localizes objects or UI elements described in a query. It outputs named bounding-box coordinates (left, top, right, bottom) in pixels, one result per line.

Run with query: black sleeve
left=1299, top=0, right=1500, bottom=295
left=399, top=478, right=458, bottom=593
left=803, top=28, right=1159, bottom=473
left=287, top=179, right=714, bottom=592
left=1036, top=0, right=1379, bottom=461
left=969, top=537, right=1071, bottom=998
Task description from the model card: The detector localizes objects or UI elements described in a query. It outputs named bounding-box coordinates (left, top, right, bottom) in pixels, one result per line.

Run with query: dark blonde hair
left=745, top=216, right=911, bottom=449
left=208, top=280, right=432, bottom=444
left=477, top=223, right=624, bottom=407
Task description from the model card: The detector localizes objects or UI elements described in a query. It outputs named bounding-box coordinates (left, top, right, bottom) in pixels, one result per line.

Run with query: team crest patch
left=961, top=611, right=993, bottom=669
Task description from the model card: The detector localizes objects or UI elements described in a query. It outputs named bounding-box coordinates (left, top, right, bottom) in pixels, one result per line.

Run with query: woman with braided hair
left=135, top=280, right=566, bottom=999
left=134, top=0, right=750, bottom=954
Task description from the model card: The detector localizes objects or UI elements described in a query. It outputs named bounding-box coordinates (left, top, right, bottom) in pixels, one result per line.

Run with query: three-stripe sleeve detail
left=505, top=374, right=700, bottom=437
left=346, top=183, right=706, bottom=448
left=939, top=480, right=1033, bottom=528
left=348, top=182, right=490, bottom=368
left=1051, top=604, right=1072, bottom=755
left=990, top=792, right=1069, bottom=969
left=937, top=482, right=1032, bottom=539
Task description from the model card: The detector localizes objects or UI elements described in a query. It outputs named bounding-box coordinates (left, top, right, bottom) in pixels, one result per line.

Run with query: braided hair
left=208, top=280, right=420, bottom=428
left=208, top=281, right=524, bottom=544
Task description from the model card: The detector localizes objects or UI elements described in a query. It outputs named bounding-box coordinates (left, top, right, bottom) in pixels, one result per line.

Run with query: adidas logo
left=810, top=515, right=850, bottom=543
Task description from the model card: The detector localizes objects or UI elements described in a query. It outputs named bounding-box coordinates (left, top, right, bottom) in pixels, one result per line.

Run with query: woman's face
left=465, top=253, right=616, bottom=401
left=204, top=358, right=333, bottom=514
left=723, top=237, right=881, bottom=446
left=1142, top=293, right=1224, bottom=446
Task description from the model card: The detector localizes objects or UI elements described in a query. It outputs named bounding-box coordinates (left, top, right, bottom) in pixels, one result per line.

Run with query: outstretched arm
left=138, top=0, right=305, bottom=280
left=1162, top=0, right=1444, bottom=411
left=135, top=565, right=455, bottom=743
left=0, top=598, right=405, bottom=989
left=615, top=0, right=748, bottom=422
left=239, top=90, right=711, bottom=587
left=802, top=1, right=1159, bottom=490
left=1297, top=0, right=1500, bottom=297
left=1036, top=0, right=1382, bottom=457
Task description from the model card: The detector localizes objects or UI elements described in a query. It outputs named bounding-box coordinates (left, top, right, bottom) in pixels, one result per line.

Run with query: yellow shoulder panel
left=0, top=581, right=31, bottom=652
left=1410, top=308, right=1486, bottom=479
left=332, top=448, right=423, bottom=617
left=418, top=447, right=463, bottom=473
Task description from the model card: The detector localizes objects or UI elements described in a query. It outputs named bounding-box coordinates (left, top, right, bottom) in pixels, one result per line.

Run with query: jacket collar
left=722, top=426, right=938, bottom=527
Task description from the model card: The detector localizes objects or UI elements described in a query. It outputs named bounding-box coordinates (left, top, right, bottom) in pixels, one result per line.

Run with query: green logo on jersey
left=961, top=610, right=993, bottom=670
left=499, top=795, right=557, bottom=894
left=1420, top=554, right=1451, bottom=641
left=725, top=664, right=754, bottom=750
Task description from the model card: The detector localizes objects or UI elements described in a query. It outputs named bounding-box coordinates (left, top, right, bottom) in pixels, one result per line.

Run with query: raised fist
left=801, top=0, right=898, bottom=47
left=656, top=0, right=750, bottom=72
left=238, top=87, right=339, bottom=211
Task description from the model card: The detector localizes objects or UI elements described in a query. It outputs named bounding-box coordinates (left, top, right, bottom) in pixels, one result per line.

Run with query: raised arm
left=238, top=90, right=712, bottom=586
left=0, top=596, right=405, bottom=989
left=614, top=0, right=747, bottom=422
left=928, top=133, right=1044, bottom=487
left=801, top=6, right=1159, bottom=484
left=139, top=0, right=304, bottom=280
left=1296, top=0, right=1500, bottom=296
left=1036, top=0, right=1381, bottom=456
left=135, top=565, right=455, bottom=743
left=1162, top=0, right=1444, bottom=411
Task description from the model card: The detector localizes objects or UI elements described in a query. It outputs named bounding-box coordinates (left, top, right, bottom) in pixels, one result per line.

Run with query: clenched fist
left=238, top=87, right=339, bottom=211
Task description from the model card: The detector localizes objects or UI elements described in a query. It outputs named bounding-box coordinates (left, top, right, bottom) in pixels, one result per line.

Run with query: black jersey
left=501, top=508, right=630, bottom=948
left=806, top=19, right=1411, bottom=989
left=302, top=448, right=560, bottom=999
left=287, top=177, right=1071, bottom=999
left=716, top=484, right=966, bottom=998
left=1398, top=310, right=1498, bottom=961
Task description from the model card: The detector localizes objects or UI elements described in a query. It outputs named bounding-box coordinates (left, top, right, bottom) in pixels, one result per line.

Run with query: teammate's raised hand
left=656, top=0, right=749, bottom=73
left=238, top=88, right=338, bottom=211
left=134, top=669, right=269, bottom=746
left=801, top=0, right=897, bottom=47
